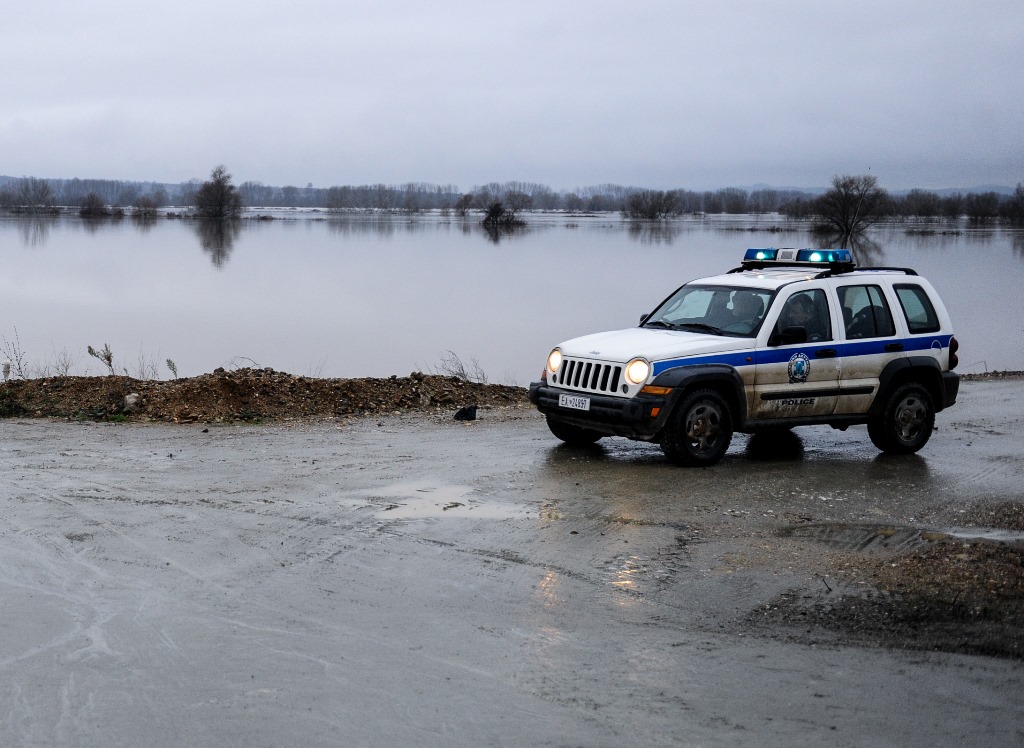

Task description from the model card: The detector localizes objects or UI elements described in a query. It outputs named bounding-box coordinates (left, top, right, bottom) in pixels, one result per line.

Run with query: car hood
left=558, top=327, right=748, bottom=363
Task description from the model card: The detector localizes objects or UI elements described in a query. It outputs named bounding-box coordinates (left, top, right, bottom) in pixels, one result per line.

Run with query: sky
left=2, top=0, right=1022, bottom=192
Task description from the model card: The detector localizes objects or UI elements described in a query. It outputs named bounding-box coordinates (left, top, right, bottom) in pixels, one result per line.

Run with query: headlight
left=624, top=358, right=650, bottom=385
left=547, top=348, right=562, bottom=373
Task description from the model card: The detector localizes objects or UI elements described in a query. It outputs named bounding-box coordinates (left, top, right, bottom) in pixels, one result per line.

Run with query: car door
left=832, top=281, right=905, bottom=415
left=750, top=286, right=840, bottom=421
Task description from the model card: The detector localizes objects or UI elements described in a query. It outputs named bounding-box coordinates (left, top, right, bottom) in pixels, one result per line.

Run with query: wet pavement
left=1, top=379, right=1022, bottom=747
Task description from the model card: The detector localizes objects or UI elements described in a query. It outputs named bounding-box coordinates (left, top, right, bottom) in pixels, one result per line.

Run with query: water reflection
left=326, top=215, right=425, bottom=237
left=846, top=235, right=885, bottom=266
left=16, top=216, right=56, bottom=247
left=324, top=213, right=476, bottom=234
left=626, top=221, right=683, bottom=245
left=482, top=222, right=528, bottom=244
left=321, top=214, right=539, bottom=244
left=81, top=216, right=121, bottom=235
left=132, top=215, right=158, bottom=233
left=547, top=442, right=611, bottom=463
left=193, top=219, right=240, bottom=267
left=866, top=452, right=931, bottom=482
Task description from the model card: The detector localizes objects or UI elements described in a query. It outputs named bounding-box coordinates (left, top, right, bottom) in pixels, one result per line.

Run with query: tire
left=661, top=389, right=733, bottom=467
left=867, top=382, right=935, bottom=454
left=546, top=415, right=603, bottom=446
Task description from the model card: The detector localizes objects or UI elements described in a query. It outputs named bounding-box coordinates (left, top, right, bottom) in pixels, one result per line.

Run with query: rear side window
left=895, top=284, right=941, bottom=334
left=837, top=285, right=896, bottom=339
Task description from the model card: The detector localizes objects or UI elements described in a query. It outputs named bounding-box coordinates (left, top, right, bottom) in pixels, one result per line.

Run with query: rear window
left=837, top=285, right=896, bottom=339
left=895, top=284, right=941, bottom=334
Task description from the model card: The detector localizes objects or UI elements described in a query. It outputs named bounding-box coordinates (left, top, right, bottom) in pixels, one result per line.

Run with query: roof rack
left=848, top=266, right=918, bottom=276
left=813, top=266, right=918, bottom=279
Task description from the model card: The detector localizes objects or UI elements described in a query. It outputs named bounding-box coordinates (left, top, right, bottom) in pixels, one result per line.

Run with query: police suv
left=529, top=248, right=960, bottom=466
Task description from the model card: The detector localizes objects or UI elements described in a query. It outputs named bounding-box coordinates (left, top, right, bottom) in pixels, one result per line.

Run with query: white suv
left=529, top=248, right=960, bottom=466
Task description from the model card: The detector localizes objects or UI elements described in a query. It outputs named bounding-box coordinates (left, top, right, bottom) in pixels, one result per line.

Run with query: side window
left=895, top=284, right=941, bottom=334
left=838, top=285, right=896, bottom=339
left=774, top=289, right=832, bottom=342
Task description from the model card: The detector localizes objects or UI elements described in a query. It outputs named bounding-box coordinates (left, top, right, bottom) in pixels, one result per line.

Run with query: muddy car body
left=529, top=248, right=960, bottom=466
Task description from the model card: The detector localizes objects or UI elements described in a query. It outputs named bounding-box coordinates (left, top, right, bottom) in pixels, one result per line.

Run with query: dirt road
left=1, top=380, right=1021, bottom=746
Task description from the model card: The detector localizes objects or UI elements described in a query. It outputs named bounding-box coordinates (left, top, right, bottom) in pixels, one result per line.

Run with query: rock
left=124, top=393, right=141, bottom=412
left=454, top=404, right=478, bottom=421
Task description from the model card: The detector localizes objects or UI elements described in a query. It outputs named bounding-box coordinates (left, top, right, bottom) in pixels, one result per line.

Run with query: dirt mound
left=0, top=368, right=529, bottom=423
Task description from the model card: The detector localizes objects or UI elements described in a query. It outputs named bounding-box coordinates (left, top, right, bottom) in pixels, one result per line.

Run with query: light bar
left=743, top=247, right=854, bottom=267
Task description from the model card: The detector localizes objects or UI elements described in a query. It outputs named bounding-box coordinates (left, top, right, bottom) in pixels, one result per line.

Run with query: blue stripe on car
left=651, top=335, right=953, bottom=375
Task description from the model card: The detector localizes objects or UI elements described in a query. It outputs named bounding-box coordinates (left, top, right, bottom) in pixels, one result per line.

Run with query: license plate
left=559, top=393, right=591, bottom=411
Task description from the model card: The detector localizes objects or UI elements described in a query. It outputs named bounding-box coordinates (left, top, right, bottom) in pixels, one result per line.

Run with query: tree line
left=1, top=172, right=1022, bottom=224
left=623, top=181, right=1024, bottom=223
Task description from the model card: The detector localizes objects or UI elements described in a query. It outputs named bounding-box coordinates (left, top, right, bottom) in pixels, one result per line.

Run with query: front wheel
left=546, top=415, right=603, bottom=446
left=867, top=383, right=935, bottom=454
left=661, top=389, right=733, bottom=467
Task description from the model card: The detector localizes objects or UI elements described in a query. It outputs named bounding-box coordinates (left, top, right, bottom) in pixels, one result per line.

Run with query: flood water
left=2, top=211, right=1022, bottom=384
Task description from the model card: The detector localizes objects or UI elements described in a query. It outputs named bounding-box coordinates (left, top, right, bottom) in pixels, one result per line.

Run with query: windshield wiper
left=643, top=319, right=678, bottom=329
left=677, top=322, right=723, bottom=335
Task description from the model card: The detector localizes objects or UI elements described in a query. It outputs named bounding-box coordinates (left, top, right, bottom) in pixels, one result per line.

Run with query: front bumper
left=529, top=381, right=677, bottom=440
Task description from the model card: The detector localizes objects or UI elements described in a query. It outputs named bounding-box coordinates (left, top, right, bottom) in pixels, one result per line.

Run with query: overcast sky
left=2, top=0, right=1021, bottom=192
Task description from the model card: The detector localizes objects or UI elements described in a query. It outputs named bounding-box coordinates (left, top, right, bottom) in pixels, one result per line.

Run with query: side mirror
left=639, top=314, right=649, bottom=325
left=770, top=326, right=808, bottom=346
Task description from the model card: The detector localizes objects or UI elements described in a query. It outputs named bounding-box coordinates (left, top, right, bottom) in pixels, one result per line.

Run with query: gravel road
left=1, top=379, right=1021, bottom=747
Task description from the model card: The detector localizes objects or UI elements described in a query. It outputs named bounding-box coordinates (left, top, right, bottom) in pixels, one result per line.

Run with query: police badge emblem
left=788, top=352, right=810, bottom=383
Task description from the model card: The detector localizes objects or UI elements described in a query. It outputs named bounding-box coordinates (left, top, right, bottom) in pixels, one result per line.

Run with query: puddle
left=363, top=481, right=531, bottom=520
left=941, top=527, right=1024, bottom=543
left=783, top=522, right=1024, bottom=552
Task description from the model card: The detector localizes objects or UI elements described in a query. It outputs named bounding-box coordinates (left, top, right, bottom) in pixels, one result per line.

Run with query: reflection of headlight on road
left=547, top=348, right=562, bottom=373
left=624, top=358, right=650, bottom=385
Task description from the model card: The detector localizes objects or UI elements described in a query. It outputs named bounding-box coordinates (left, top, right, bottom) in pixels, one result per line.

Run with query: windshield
left=643, top=284, right=774, bottom=337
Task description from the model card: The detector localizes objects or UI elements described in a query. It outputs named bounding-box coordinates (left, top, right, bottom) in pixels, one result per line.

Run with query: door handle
left=885, top=343, right=904, bottom=352
left=815, top=349, right=837, bottom=358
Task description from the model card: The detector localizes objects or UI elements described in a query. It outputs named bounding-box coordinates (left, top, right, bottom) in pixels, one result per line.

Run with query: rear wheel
left=546, top=415, right=603, bottom=446
left=661, top=389, right=733, bottom=467
left=868, top=383, right=935, bottom=454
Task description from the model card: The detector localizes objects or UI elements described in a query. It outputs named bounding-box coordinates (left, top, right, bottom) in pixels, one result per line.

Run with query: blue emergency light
left=743, top=248, right=778, bottom=262
left=796, top=249, right=853, bottom=264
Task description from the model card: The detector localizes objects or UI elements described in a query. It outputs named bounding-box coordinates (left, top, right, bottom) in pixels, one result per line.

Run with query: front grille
left=553, top=358, right=623, bottom=394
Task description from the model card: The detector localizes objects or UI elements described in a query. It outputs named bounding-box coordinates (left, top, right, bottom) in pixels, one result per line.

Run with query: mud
left=1, top=380, right=1022, bottom=746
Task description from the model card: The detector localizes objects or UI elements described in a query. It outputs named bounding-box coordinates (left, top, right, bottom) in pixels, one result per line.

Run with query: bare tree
left=1, top=327, right=29, bottom=379
left=1002, top=183, right=1024, bottom=224
left=503, top=190, right=533, bottom=217
left=433, top=350, right=488, bottom=384
left=79, top=192, right=111, bottom=218
left=898, top=188, right=942, bottom=218
left=193, top=166, right=243, bottom=219
left=453, top=194, right=473, bottom=217
left=814, top=175, right=889, bottom=242
left=964, top=191, right=1001, bottom=222
left=14, top=178, right=56, bottom=213
left=133, top=195, right=159, bottom=218
left=624, top=190, right=682, bottom=219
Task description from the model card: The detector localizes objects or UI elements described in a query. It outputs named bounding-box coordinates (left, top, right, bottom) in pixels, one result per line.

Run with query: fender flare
left=651, top=364, right=748, bottom=424
left=873, top=356, right=945, bottom=414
